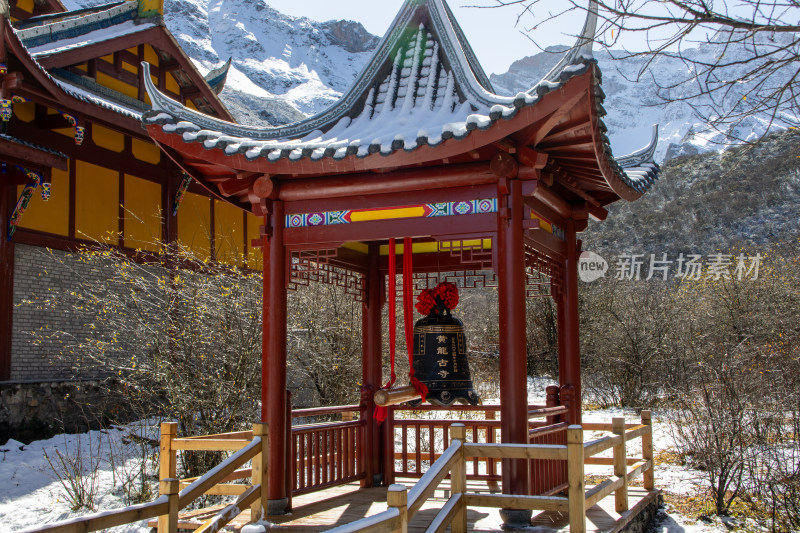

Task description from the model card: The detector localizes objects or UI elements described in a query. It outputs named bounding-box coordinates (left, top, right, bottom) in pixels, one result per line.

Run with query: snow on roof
left=142, top=0, right=660, bottom=196
left=15, top=1, right=141, bottom=52
left=27, top=19, right=156, bottom=58
left=52, top=75, right=144, bottom=119
left=0, top=133, right=69, bottom=159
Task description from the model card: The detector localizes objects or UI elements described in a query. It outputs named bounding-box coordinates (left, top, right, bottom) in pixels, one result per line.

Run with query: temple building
left=0, top=0, right=263, bottom=383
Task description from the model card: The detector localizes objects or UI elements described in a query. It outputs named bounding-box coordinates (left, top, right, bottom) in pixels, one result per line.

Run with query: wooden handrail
left=22, top=497, right=169, bottom=533
left=171, top=438, right=251, bottom=451
left=529, top=421, right=568, bottom=438
left=194, top=484, right=262, bottom=533
left=292, top=419, right=364, bottom=434
left=407, top=441, right=462, bottom=516
left=583, top=434, right=623, bottom=458
left=325, top=508, right=401, bottom=533
left=466, top=442, right=568, bottom=461
left=292, top=405, right=360, bottom=418
left=528, top=406, right=569, bottom=419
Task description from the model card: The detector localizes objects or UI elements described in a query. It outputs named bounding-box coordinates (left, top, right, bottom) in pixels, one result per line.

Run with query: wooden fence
left=327, top=411, right=655, bottom=533
left=23, top=423, right=269, bottom=533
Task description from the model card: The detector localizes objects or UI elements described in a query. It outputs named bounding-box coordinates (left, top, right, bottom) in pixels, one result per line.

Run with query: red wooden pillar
left=361, top=242, right=382, bottom=487
left=0, top=183, right=15, bottom=381
left=497, top=177, right=531, bottom=526
left=558, top=219, right=582, bottom=424
left=262, top=201, right=288, bottom=514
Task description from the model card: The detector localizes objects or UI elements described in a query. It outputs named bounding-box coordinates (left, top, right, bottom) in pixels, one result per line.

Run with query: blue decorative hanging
left=172, top=172, right=192, bottom=216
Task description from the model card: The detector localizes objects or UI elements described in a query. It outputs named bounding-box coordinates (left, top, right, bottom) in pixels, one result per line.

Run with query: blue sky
left=264, top=0, right=587, bottom=75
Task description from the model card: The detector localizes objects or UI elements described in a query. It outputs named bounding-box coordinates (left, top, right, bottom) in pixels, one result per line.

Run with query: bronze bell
left=411, top=311, right=480, bottom=406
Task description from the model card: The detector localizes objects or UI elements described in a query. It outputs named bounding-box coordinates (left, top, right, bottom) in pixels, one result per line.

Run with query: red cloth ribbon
left=374, top=239, right=397, bottom=423
left=404, top=237, right=428, bottom=402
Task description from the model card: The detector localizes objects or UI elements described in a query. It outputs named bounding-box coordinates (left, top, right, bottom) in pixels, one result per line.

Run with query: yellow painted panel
left=379, top=239, right=491, bottom=256
left=17, top=0, right=33, bottom=14
left=75, top=160, right=119, bottom=243
left=13, top=101, right=34, bottom=123
left=144, top=45, right=159, bottom=66
left=132, top=138, right=161, bottom=164
left=350, top=206, right=425, bottom=222
left=100, top=54, right=114, bottom=63
left=123, top=174, right=162, bottom=252
left=97, top=71, right=138, bottom=100
left=214, top=200, right=244, bottom=265
left=75, top=64, right=87, bottom=72
left=246, top=212, right=263, bottom=270
left=122, top=61, right=137, bottom=75
left=92, top=124, right=126, bottom=152
left=126, top=46, right=138, bottom=55
left=186, top=99, right=198, bottom=111
left=166, top=73, right=180, bottom=94
left=530, top=214, right=553, bottom=233
left=342, top=242, right=368, bottom=254
left=177, top=192, right=211, bottom=259
left=17, top=166, right=70, bottom=236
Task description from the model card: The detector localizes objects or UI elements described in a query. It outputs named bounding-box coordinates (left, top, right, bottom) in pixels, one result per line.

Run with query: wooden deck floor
left=153, top=479, right=659, bottom=532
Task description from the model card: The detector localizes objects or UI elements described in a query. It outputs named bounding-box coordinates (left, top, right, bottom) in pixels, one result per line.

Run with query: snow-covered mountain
left=162, top=0, right=378, bottom=125
left=492, top=33, right=798, bottom=162
left=61, top=0, right=796, bottom=159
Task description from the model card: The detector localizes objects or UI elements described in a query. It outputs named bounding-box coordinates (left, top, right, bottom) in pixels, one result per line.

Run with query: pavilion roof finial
left=530, top=0, right=598, bottom=95
left=577, top=0, right=599, bottom=58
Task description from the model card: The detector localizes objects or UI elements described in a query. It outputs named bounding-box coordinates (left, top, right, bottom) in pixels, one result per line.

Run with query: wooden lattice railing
left=290, top=404, right=365, bottom=496
left=327, top=411, right=655, bottom=533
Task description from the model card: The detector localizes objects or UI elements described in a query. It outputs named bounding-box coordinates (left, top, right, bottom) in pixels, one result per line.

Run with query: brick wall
left=11, top=244, right=118, bottom=381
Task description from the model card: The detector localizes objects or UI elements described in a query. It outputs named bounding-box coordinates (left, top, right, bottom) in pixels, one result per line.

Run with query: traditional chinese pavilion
left=0, top=0, right=268, bottom=386
left=141, top=0, right=659, bottom=520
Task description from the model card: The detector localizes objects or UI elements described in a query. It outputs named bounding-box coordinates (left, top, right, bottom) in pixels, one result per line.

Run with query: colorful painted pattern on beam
left=285, top=199, right=498, bottom=229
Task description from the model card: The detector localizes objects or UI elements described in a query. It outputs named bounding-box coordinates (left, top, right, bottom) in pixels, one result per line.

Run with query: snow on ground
left=2, top=388, right=729, bottom=532
left=0, top=422, right=158, bottom=533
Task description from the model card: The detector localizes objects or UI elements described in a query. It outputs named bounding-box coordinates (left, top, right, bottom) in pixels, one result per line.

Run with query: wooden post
left=383, top=407, right=396, bottom=486
left=158, top=478, right=180, bottom=533
left=251, top=423, right=269, bottom=521
left=612, top=417, right=628, bottom=513
left=387, top=484, right=408, bottom=533
left=362, top=242, right=382, bottom=487
left=262, top=201, right=288, bottom=513
left=486, top=409, right=499, bottom=492
left=285, top=390, right=293, bottom=512
left=559, top=220, right=582, bottom=425
left=641, top=410, right=655, bottom=490
left=0, top=183, right=15, bottom=381
left=450, top=424, right=467, bottom=533
left=159, top=422, right=177, bottom=482
left=567, top=425, right=585, bottom=533
left=497, top=177, right=529, bottom=496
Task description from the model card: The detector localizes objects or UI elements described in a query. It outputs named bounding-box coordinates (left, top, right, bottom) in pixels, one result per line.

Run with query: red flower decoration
left=433, top=282, right=459, bottom=311
left=415, top=289, right=436, bottom=316
left=416, top=282, right=459, bottom=315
